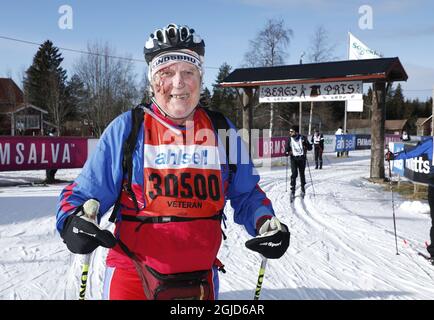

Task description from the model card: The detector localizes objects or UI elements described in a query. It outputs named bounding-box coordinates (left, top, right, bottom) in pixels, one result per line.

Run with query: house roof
left=220, top=57, right=408, bottom=88
left=385, top=119, right=408, bottom=131
left=416, top=117, right=431, bottom=126
left=0, top=78, right=24, bottom=104
left=0, top=103, right=48, bottom=114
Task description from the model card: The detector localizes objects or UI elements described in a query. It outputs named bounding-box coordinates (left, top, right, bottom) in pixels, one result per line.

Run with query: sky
left=0, top=0, right=433, bottom=100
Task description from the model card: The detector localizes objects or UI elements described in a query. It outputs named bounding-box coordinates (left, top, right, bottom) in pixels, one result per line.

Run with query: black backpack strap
left=109, top=105, right=145, bottom=223
left=203, top=108, right=237, bottom=176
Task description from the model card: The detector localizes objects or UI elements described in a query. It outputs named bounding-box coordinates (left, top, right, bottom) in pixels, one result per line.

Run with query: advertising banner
left=390, top=141, right=431, bottom=184
left=0, top=136, right=88, bottom=171
left=257, top=137, right=288, bottom=158
left=259, top=81, right=362, bottom=103
left=335, top=134, right=356, bottom=152
left=355, top=134, right=371, bottom=150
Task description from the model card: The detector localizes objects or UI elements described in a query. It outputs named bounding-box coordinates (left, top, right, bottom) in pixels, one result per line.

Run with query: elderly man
left=56, top=23, right=289, bottom=300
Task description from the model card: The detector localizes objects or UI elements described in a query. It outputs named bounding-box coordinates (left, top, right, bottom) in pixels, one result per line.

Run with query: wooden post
left=344, top=101, right=348, bottom=133
left=431, top=85, right=434, bottom=136
left=299, top=102, right=302, bottom=134
left=270, top=102, right=274, bottom=138
left=370, top=81, right=386, bottom=180
left=308, top=101, right=313, bottom=136
left=11, top=112, right=15, bottom=136
left=242, top=88, right=254, bottom=156
left=40, top=113, right=44, bottom=136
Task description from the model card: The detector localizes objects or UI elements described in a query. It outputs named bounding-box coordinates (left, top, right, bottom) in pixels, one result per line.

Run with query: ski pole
left=305, top=156, right=316, bottom=198
left=285, top=156, right=289, bottom=192
left=79, top=256, right=91, bottom=300
left=387, top=159, right=399, bottom=255
left=78, top=199, right=100, bottom=300
left=253, top=257, right=267, bottom=300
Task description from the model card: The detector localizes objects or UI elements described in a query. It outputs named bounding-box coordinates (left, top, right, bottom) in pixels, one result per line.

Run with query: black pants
left=290, top=156, right=306, bottom=193
left=427, top=186, right=434, bottom=257
left=314, top=146, right=323, bottom=169
left=45, top=169, right=57, bottom=183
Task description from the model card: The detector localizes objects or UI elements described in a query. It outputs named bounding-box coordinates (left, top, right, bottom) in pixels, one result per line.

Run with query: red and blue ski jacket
left=56, top=105, right=274, bottom=273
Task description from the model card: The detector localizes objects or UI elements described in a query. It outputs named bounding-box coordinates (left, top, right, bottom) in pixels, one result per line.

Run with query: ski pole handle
left=254, top=257, right=267, bottom=300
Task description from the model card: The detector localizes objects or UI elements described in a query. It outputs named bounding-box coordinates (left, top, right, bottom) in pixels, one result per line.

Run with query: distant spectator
left=45, top=128, right=58, bottom=183
left=311, top=129, right=324, bottom=169
left=401, top=130, right=410, bottom=142
left=335, top=126, right=343, bottom=157
left=344, top=129, right=350, bottom=157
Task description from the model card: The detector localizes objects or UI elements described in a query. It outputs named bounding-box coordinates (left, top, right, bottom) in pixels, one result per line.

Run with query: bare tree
left=47, top=73, right=62, bottom=134
left=307, top=25, right=338, bottom=64
left=244, top=18, right=293, bottom=136
left=306, top=25, right=338, bottom=135
left=74, top=42, right=139, bottom=137
left=139, top=67, right=152, bottom=105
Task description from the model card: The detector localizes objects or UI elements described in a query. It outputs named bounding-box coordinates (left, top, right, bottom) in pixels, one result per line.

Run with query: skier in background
left=335, top=126, right=343, bottom=157
left=311, top=128, right=324, bottom=169
left=285, top=125, right=312, bottom=201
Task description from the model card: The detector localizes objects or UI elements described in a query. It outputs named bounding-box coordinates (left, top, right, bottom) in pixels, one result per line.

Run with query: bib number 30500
left=148, top=172, right=221, bottom=201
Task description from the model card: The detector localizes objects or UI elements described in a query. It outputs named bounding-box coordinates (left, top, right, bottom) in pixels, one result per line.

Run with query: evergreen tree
left=210, top=63, right=238, bottom=126
left=200, top=87, right=211, bottom=108
left=65, top=74, right=86, bottom=120
left=425, top=98, right=433, bottom=117
left=385, top=85, right=396, bottom=119
left=24, top=40, right=69, bottom=133
left=361, top=86, right=373, bottom=119
left=392, top=84, right=405, bottom=119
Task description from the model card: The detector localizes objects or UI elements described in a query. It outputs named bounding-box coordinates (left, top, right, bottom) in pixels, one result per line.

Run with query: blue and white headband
left=149, top=50, right=203, bottom=80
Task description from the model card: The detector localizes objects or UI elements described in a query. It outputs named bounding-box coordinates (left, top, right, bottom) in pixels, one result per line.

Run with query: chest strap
left=121, top=212, right=223, bottom=232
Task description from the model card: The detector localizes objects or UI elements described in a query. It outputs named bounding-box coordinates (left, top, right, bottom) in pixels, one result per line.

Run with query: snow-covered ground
left=1, top=150, right=434, bottom=300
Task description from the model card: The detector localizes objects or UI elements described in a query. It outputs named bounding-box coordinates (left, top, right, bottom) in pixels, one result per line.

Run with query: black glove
left=61, top=200, right=117, bottom=254
left=245, top=217, right=290, bottom=259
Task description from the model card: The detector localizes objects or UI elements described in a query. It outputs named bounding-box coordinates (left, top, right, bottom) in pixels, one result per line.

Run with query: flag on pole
left=348, top=32, right=382, bottom=60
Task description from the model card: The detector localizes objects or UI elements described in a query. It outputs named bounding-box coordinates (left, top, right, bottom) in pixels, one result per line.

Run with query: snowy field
left=1, top=150, right=434, bottom=300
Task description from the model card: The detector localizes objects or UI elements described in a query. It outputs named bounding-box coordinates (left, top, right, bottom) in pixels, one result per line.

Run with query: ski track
left=1, top=152, right=434, bottom=299
left=255, top=157, right=434, bottom=299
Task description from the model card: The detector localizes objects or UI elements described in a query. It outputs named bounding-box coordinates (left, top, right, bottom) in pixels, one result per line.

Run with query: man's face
left=289, top=129, right=296, bottom=137
left=152, top=62, right=201, bottom=119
